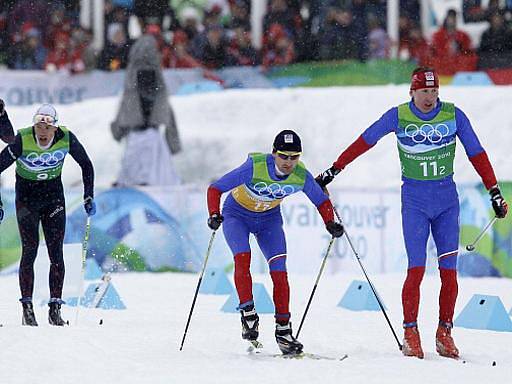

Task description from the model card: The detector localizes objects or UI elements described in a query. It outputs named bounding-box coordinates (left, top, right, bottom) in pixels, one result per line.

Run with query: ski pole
left=333, top=206, right=403, bottom=351
left=75, top=216, right=91, bottom=326
left=465, top=216, right=497, bottom=252
left=179, top=230, right=217, bottom=351
left=295, top=237, right=335, bottom=339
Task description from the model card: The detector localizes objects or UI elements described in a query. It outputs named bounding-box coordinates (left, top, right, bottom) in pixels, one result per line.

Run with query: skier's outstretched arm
left=316, top=108, right=397, bottom=188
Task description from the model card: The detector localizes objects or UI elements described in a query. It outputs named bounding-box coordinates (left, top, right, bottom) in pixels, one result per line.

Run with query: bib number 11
left=420, top=161, right=445, bottom=177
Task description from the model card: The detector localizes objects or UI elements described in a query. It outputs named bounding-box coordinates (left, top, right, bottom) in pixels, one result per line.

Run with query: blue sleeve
left=302, top=170, right=329, bottom=207
left=361, top=107, right=397, bottom=146
left=211, top=157, right=253, bottom=192
left=455, top=107, right=484, bottom=158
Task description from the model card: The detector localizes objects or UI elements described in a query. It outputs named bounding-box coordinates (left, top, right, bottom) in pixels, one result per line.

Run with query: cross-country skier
left=207, top=130, right=344, bottom=354
left=316, top=67, right=508, bottom=359
left=0, top=103, right=96, bottom=326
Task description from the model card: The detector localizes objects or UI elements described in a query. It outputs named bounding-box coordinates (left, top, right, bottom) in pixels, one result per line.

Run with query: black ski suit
left=0, top=117, right=94, bottom=301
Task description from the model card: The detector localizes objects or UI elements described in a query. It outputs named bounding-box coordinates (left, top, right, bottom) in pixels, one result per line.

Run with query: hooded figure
left=111, top=34, right=181, bottom=186
left=111, top=34, right=181, bottom=154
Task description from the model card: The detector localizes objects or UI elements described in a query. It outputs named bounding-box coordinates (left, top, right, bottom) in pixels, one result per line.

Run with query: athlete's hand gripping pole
left=333, top=205, right=403, bottom=351
left=295, top=236, right=336, bottom=339
left=179, top=230, right=217, bottom=351
left=75, top=216, right=91, bottom=325
left=465, top=216, right=498, bottom=252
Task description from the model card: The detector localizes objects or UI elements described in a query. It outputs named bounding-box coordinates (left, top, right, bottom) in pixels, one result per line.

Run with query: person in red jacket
left=429, top=9, right=477, bottom=75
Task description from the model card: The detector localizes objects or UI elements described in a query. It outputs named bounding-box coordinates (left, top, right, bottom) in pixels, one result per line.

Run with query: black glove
left=0, top=99, right=4, bottom=115
left=207, top=213, right=224, bottom=230
left=0, top=199, right=3, bottom=224
left=315, top=166, right=341, bottom=189
left=84, top=196, right=96, bottom=216
left=326, top=221, right=344, bottom=238
left=489, top=187, right=508, bottom=219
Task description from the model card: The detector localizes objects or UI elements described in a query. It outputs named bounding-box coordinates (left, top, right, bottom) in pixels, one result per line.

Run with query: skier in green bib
left=207, top=130, right=344, bottom=354
left=316, top=67, right=508, bottom=359
left=0, top=103, right=95, bottom=326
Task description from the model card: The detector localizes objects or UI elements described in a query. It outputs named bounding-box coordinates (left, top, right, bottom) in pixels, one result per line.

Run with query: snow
left=1, top=272, right=511, bottom=383
left=1, top=86, right=512, bottom=382
left=1, top=85, right=511, bottom=188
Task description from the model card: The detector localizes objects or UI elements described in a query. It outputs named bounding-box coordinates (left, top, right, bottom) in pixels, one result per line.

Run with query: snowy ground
left=1, top=271, right=511, bottom=383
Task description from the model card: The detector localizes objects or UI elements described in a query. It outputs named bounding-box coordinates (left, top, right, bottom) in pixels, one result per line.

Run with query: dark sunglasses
left=276, top=151, right=301, bottom=160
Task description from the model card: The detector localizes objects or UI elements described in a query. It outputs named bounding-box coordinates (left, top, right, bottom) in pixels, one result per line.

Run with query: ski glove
left=84, top=197, right=96, bottom=216
left=326, top=221, right=344, bottom=238
left=207, top=213, right=224, bottom=230
left=315, top=166, right=341, bottom=189
left=489, top=187, right=508, bottom=219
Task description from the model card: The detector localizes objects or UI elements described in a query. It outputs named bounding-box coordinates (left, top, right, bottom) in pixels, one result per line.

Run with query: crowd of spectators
left=0, top=0, right=512, bottom=75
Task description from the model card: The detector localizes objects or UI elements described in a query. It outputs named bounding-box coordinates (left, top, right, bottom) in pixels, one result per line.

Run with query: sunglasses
left=33, top=114, right=56, bottom=126
left=276, top=151, right=301, bottom=160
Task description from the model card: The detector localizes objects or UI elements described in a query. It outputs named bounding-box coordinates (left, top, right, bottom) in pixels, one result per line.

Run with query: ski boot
left=402, top=325, right=424, bottom=359
left=436, top=322, right=459, bottom=359
left=275, top=322, right=303, bottom=355
left=240, top=305, right=259, bottom=342
left=22, top=302, right=38, bottom=326
left=48, top=302, right=66, bottom=326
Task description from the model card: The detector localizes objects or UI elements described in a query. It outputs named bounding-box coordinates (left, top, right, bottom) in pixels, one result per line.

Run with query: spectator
left=429, top=9, right=477, bottom=75
left=111, top=33, right=181, bottom=186
left=45, top=33, right=85, bottom=74
left=478, top=11, right=512, bottom=69
left=351, top=0, right=369, bottom=61
left=166, top=30, right=203, bottom=68
left=227, top=26, right=259, bottom=66
left=192, top=24, right=232, bottom=69
left=368, top=15, right=390, bottom=60
left=178, top=7, right=203, bottom=42
left=10, top=27, right=47, bottom=70
left=134, top=0, right=169, bottom=29
left=228, top=0, right=251, bottom=31
left=98, top=23, right=131, bottom=71
left=463, top=0, right=501, bottom=23
left=318, top=7, right=358, bottom=61
left=262, top=23, right=295, bottom=68
left=399, top=22, right=430, bottom=65
left=71, top=27, right=97, bottom=72
left=263, top=0, right=300, bottom=39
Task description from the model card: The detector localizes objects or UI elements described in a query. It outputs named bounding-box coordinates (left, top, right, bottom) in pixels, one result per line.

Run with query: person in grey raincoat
left=111, top=33, right=181, bottom=186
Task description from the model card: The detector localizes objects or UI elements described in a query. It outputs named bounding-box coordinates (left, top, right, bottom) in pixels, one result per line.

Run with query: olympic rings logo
left=404, top=123, right=450, bottom=144
left=252, top=182, right=296, bottom=198
left=25, top=150, right=65, bottom=167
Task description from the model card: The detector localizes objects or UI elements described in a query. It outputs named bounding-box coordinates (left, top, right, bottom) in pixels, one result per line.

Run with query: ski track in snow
left=1, top=272, right=511, bottom=383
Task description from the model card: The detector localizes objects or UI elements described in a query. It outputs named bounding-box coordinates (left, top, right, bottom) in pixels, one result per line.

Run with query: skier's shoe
left=275, top=322, right=303, bottom=355
left=402, top=325, right=424, bottom=359
left=240, top=305, right=259, bottom=341
left=48, top=302, right=66, bottom=326
left=436, top=322, right=459, bottom=359
left=22, top=302, right=38, bottom=326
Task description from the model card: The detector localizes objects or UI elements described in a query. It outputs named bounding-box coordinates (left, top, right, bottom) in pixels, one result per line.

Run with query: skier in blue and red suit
left=316, top=67, right=508, bottom=359
left=207, top=130, right=344, bottom=355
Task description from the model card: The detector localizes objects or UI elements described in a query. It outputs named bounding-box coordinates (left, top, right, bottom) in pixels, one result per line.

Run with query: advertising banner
left=1, top=184, right=510, bottom=277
